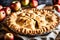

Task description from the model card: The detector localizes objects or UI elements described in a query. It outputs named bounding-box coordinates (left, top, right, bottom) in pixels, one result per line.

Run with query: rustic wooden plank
left=55, top=32, right=60, bottom=40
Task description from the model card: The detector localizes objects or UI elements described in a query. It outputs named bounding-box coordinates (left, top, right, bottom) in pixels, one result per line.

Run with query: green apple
left=21, top=0, right=29, bottom=6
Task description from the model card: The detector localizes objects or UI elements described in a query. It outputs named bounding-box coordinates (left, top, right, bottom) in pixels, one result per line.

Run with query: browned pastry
left=6, top=8, right=60, bottom=35
left=44, top=6, right=53, bottom=10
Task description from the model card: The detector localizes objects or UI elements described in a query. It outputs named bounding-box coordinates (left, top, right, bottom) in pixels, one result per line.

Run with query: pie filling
left=6, top=8, right=59, bottom=35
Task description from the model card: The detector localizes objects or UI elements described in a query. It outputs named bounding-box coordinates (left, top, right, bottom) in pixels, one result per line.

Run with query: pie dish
left=6, top=8, right=60, bottom=35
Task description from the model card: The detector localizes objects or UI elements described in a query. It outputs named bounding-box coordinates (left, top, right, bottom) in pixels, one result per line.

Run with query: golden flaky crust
left=6, top=8, right=60, bottom=35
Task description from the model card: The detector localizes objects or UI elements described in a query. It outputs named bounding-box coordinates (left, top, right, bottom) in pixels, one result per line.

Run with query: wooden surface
left=55, top=32, right=60, bottom=40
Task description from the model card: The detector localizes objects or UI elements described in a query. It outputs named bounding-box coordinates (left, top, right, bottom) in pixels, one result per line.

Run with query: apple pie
left=6, top=8, right=60, bottom=35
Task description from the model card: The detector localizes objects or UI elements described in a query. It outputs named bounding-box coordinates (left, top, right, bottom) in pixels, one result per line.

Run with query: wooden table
left=55, top=32, right=60, bottom=40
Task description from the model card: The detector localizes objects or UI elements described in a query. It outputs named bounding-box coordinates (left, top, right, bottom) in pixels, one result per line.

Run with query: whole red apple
left=55, top=5, right=60, bottom=12
left=11, top=1, right=21, bottom=11
left=4, top=33, right=14, bottom=40
left=0, top=10, right=6, bottom=21
left=0, top=5, right=3, bottom=10
left=30, top=0, right=38, bottom=7
left=4, top=7, right=11, bottom=15
left=57, top=5, right=60, bottom=12
left=53, top=4, right=60, bottom=12
left=58, top=0, right=60, bottom=5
